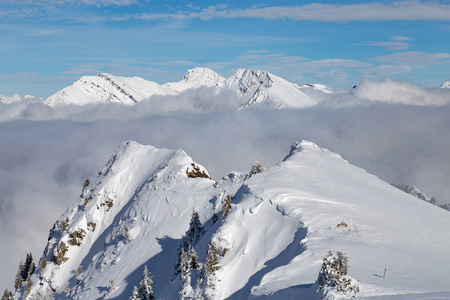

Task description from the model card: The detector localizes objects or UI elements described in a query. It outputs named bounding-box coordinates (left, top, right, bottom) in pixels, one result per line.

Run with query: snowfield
left=18, top=140, right=450, bottom=299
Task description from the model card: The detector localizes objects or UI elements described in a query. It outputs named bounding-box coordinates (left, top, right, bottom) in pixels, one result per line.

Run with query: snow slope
left=23, top=141, right=450, bottom=299
left=44, top=68, right=317, bottom=109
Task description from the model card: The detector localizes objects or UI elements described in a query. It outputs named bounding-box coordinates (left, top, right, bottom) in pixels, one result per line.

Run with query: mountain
left=224, top=69, right=316, bottom=109
left=44, top=68, right=317, bottom=109
left=13, top=140, right=450, bottom=299
left=0, top=93, right=34, bottom=104
left=164, top=67, right=226, bottom=92
left=392, top=183, right=438, bottom=204
left=44, top=73, right=176, bottom=106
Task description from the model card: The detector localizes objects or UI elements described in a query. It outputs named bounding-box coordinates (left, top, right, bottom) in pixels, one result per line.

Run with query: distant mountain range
left=44, top=68, right=319, bottom=109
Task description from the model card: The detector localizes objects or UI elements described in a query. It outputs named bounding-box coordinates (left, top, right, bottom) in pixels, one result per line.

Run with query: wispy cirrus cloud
left=361, top=36, right=414, bottom=51
left=374, top=51, right=450, bottom=66
left=0, top=0, right=140, bottom=7
left=135, top=2, right=450, bottom=22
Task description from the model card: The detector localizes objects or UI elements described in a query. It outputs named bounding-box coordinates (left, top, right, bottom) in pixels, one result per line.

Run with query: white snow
left=26, top=140, right=450, bottom=299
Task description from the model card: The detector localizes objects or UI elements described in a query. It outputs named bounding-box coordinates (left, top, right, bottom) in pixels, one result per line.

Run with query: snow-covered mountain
left=392, top=183, right=438, bottom=204
left=11, top=140, right=450, bottom=299
left=225, top=69, right=316, bottom=109
left=44, top=68, right=317, bottom=109
left=44, top=73, right=177, bottom=106
left=0, top=93, right=34, bottom=104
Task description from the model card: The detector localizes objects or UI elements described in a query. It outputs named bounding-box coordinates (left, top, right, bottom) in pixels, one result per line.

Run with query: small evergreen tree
left=23, top=276, right=33, bottom=299
left=14, top=260, right=24, bottom=291
left=129, top=285, right=139, bottom=300
left=138, top=265, right=155, bottom=300
left=64, top=284, right=71, bottom=299
left=317, top=251, right=359, bottom=297
left=40, top=255, right=47, bottom=270
left=1, top=289, right=13, bottom=300
left=202, top=242, right=224, bottom=299
left=249, top=161, right=265, bottom=177
left=76, top=265, right=83, bottom=283
left=174, top=210, right=205, bottom=276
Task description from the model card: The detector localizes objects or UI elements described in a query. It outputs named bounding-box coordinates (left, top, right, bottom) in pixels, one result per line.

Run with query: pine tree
left=1, top=289, right=13, bottom=300
left=76, top=265, right=83, bottom=283
left=138, top=265, right=155, bottom=300
left=317, top=251, right=359, bottom=296
left=23, top=276, right=33, bottom=299
left=14, top=260, right=24, bottom=291
left=179, top=248, right=193, bottom=300
left=129, top=285, right=139, bottom=300
left=174, top=210, right=205, bottom=276
left=202, top=242, right=222, bottom=299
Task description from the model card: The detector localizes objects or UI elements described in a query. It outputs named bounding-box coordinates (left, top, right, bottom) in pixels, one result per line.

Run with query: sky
left=1, top=0, right=450, bottom=98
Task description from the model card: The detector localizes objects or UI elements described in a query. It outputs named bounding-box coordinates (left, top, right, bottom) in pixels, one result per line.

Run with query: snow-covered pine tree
left=179, top=248, right=192, bottom=299
left=173, top=210, right=205, bottom=277
left=138, top=265, right=155, bottom=300
left=203, top=242, right=222, bottom=299
left=317, top=251, right=359, bottom=297
left=129, top=285, right=139, bottom=300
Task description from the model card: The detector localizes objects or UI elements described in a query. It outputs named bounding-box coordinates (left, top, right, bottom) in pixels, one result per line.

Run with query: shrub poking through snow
left=317, top=251, right=359, bottom=297
left=186, top=163, right=210, bottom=179
left=221, top=194, right=232, bottom=222
left=53, top=242, right=69, bottom=265
left=68, top=229, right=86, bottom=246
left=248, top=161, right=265, bottom=178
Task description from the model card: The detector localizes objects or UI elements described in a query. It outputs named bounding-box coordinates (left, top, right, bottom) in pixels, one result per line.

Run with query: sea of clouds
left=1, top=79, right=450, bottom=290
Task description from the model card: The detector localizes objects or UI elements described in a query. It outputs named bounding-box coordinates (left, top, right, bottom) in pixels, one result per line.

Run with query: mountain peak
left=181, top=67, right=223, bottom=84
left=441, top=81, right=450, bottom=88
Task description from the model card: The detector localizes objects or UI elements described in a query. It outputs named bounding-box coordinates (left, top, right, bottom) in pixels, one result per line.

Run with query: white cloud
left=362, top=36, right=414, bottom=51
left=353, top=78, right=450, bottom=106
left=362, top=64, right=413, bottom=78
left=133, top=2, right=450, bottom=22
left=373, top=51, right=450, bottom=66
left=316, top=68, right=349, bottom=82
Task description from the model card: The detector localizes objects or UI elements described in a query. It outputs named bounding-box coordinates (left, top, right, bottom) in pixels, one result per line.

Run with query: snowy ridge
left=20, top=140, right=450, bottom=299
left=164, top=67, right=226, bottom=92
left=392, top=183, right=437, bottom=204
left=44, top=68, right=317, bottom=109
left=225, top=69, right=317, bottom=109
left=300, top=83, right=334, bottom=93
left=45, top=73, right=175, bottom=106
left=0, top=93, right=34, bottom=104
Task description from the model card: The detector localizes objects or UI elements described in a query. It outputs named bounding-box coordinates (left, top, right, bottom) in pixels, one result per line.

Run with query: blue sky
left=1, top=0, right=450, bottom=97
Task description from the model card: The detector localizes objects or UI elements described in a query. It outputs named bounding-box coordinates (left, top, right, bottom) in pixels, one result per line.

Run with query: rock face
left=17, top=140, right=450, bottom=299
left=44, top=68, right=318, bottom=109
